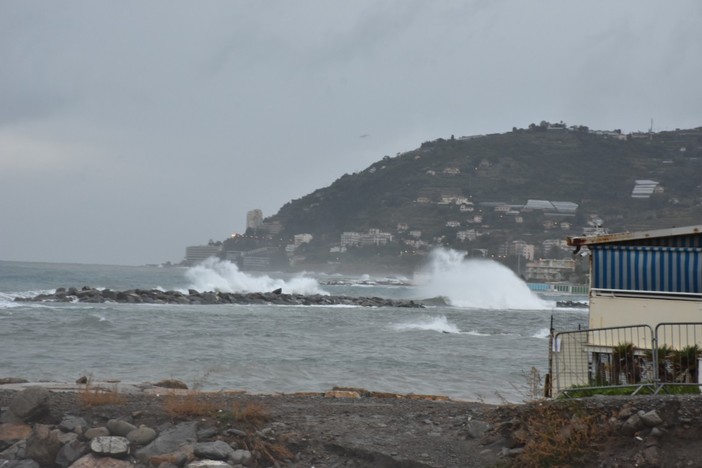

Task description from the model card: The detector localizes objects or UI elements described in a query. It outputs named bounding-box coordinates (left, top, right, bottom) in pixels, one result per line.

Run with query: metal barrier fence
left=527, top=282, right=589, bottom=295
left=654, top=323, right=702, bottom=386
left=550, top=322, right=702, bottom=397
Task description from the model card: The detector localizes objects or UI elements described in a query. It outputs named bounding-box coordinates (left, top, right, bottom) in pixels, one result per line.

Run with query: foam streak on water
left=392, top=315, right=460, bottom=334
left=415, top=249, right=549, bottom=310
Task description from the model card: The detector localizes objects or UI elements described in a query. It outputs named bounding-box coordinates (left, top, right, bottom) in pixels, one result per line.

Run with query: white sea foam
left=392, top=315, right=460, bottom=334
left=0, top=290, right=55, bottom=309
left=415, top=249, right=549, bottom=310
left=465, top=330, right=490, bottom=336
left=532, top=328, right=551, bottom=339
left=184, top=258, right=328, bottom=295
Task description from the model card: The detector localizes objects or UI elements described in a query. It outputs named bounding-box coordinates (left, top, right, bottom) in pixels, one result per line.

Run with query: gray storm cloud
left=1, top=1, right=700, bottom=265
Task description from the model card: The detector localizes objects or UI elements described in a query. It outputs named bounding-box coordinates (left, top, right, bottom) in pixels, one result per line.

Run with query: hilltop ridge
left=218, top=123, right=702, bottom=275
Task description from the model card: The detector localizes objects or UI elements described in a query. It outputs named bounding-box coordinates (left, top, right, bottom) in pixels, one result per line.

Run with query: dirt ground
left=4, top=385, right=702, bottom=467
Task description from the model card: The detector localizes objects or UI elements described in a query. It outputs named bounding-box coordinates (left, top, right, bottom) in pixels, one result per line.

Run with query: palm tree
left=611, top=343, right=640, bottom=384
left=672, top=345, right=701, bottom=383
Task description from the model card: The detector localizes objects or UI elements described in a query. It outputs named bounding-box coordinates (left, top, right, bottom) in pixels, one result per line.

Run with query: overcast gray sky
left=1, top=1, right=701, bottom=265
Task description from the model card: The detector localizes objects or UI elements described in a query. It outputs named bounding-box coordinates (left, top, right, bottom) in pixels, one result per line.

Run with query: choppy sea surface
left=0, top=251, right=588, bottom=403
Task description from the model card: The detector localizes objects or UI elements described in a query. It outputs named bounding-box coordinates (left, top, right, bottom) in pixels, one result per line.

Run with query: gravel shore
left=3, top=381, right=702, bottom=467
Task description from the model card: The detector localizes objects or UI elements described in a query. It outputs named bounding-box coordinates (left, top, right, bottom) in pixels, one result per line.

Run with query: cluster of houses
left=414, top=194, right=579, bottom=231
left=183, top=203, right=593, bottom=283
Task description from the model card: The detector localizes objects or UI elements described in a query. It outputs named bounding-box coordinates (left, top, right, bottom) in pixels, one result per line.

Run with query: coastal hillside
left=222, top=124, right=702, bottom=273
left=271, top=125, right=702, bottom=237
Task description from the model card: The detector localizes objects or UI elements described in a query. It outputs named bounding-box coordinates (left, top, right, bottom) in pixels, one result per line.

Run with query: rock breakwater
left=14, top=286, right=424, bottom=308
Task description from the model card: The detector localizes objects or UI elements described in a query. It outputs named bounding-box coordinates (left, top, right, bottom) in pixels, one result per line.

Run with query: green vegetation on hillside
left=224, top=124, right=702, bottom=274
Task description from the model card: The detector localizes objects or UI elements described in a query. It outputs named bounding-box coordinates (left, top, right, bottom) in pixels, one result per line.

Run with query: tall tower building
left=246, top=209, right=263, bottom=230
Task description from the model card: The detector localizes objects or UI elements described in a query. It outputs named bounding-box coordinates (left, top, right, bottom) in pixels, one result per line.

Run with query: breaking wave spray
left=415, top=248, right=549, bottom=310
left=184, top=257, right=327, bottom=295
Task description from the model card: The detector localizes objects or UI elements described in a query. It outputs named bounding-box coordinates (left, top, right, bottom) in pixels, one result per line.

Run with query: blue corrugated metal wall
left=592, top=244, right=702, bottom=293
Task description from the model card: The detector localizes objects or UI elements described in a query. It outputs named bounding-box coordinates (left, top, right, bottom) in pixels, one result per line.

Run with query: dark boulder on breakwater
left=556, top=300, right=588, bottom=309
left=14, top=287, right=425, bottom=308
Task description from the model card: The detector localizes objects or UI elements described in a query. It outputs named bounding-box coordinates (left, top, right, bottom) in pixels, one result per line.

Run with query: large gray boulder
left=24, top=425, right=62, bottom=467
left=68, top=454, right=134, bottom=467
left=229, top=449, right=252, bottom=466
left=193, top=441, right=234, bottom=460
left=83, top=427, right=109, bottom=440
left=54, top=440, right=88, bottom=468
left=641, top=410, right=663, bottom=428
left=134, top=421, right=197, bottom=463
left=89, top=436, right=129, bottom=458
left=8, top=388, right=50, bottom=422
left=58, top=416, right=87, bottom=434
left=126, top=426, right=157, bottom=446
left=106, top=420, right=136, bottom=437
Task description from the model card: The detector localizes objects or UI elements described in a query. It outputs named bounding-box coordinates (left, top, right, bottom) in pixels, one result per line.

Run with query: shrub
left=78, top=383, right=126, bottom=407
left=515, top=401, right=614, bottom=467
left=162, top=392, right=217, bottom=418
left=231, top=401, right=271, bottom=428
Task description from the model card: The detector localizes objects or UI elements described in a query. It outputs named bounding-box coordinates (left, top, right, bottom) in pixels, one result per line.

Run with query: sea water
left=0, top=251, right=587, bottom=403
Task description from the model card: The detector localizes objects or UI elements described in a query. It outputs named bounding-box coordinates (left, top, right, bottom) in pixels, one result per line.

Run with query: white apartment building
left=341, top=229, right=393, bottom=247
left=525, top=258, right=576, bottom=282
left=184, top=245, right=221, bottom=265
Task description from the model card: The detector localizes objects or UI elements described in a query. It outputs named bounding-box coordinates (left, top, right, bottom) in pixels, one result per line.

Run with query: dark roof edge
left=567, top=225, right=702, bottom=247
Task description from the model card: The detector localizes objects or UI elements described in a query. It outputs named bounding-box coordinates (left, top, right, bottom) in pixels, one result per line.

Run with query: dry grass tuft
left=332, top=386, right=370, bottom=396
left=162, top=391, right=217, bottom=418
left=515, top=401, right=615, bottom=467
left=78, top=383, right=126, bottom=407
left=232, top=401, right=271, bottom=428
left=249, top=438, right=295, bottom=465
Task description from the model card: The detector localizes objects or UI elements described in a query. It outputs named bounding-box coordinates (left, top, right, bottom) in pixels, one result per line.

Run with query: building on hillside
left=240, top=247, right=277, bottom=270
left=340, top=232, right=362, bottom=247
left=542, top=239, right=569, bottom=254
left=525, top=258, right=575, bottom=282
left=503, top=240, right=535, bottom=260
left=365, top=228, right=393, bottom=246
left=293, top=233, right=313, bottom=247
left=551, top=201, right=578, bottom=215
left=184, top=244, right=221, bottom=265
left=260, top=221, right=283, bottom=236
left=341, top=229, right=393, bottom=247
left=631, top=179, right=660, bottom=199
left=523, top=200, right=578, bottom=216
left=246, top=209, right=263, bottom=230
left=439, top=195, right=470, bottom=205
left=456, top=229, right=477, bottom=242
